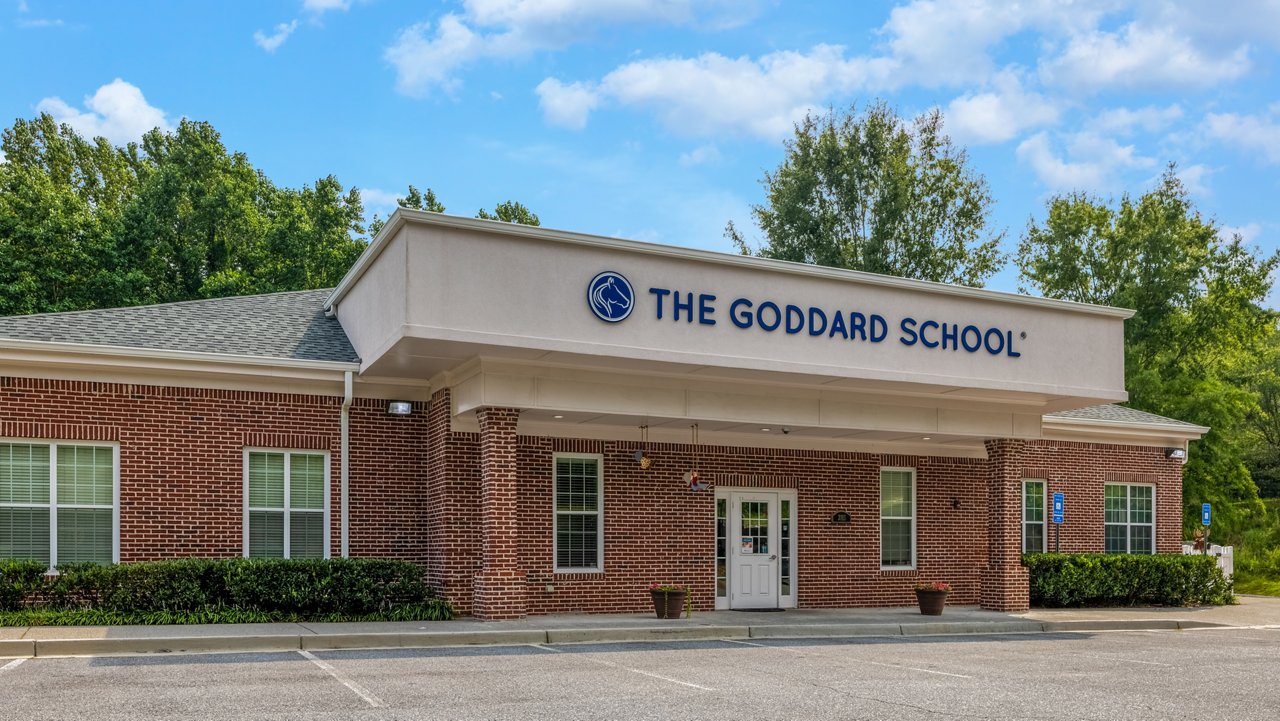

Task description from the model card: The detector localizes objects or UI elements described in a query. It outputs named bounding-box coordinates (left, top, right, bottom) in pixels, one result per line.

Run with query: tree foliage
left=1, top=115, right=539, bottom=315
left=1017, top=167, right=1280, bottom=530
left=477, top=200, right=540, bottom=226
left=0, top=114, right=366, bottom=313
left=733, top=101, right=1003, bottom=286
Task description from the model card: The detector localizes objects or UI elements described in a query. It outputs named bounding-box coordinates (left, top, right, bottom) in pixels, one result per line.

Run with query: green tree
left=1243, top=331, right=1280, bottom=498
left=0, top=114, right=148, bottom=314
left=1017, top=167, right=1279, bottom=531
left=1, top=114, right=372, bottom=313
left=732, top=101, right=1003, bottom=286
left=477, top=200, right=540, bottom=226
left=366, top=184, right=445, bottom=238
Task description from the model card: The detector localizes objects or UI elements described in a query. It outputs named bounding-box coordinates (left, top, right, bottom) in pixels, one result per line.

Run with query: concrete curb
left=546, top=625, right=750, bottom=644
left=3, top=617, right=1243, bottom=658
left=34, top=635, right=301, bottom=657
left=749, top=623, right=904, bottom=638
left=901, top=621, right=1046, bottom=636
left=301, top=630, right=547, bottom=650
left=0, top=639, right=35, bottom=658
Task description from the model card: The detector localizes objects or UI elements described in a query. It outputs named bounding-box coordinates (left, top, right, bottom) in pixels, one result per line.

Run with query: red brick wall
left=2, top=377, right=1188, bottom=616
left=0, top=376, right=429, bottom=563
left=1022, top=440, right=1185, bottom=555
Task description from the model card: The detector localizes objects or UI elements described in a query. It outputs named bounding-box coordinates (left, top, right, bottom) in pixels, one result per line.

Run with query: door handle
left=769, top=554, right=778, bottom=561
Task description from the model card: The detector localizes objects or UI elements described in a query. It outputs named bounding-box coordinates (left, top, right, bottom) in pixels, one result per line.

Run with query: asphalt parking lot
left=2, top=628, right=1276, bottom=720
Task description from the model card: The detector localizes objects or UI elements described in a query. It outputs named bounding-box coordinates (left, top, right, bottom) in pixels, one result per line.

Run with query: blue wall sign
left=587, top=271, right=635, bottom=323
left=1202, top=503, right=1211, bottom=526
left=587, top=273, right=1026, bottom=358
left=1052, top=492, right=1064, bottom=525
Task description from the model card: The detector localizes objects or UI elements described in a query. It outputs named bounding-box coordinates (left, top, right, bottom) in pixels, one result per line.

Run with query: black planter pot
left=650, top=589, right=687, bottom=619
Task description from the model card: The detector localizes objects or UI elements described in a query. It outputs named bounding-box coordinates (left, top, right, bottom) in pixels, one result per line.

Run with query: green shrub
left=1025, top=553, right=1233, bottom=607
left=0, top=557, right=452, bottom=625
left=0, top=560, right=47, bottom=611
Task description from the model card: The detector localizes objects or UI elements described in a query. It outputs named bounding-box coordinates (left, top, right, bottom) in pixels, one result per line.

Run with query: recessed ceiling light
left=761, top=428, right=771, bottom=432
left=922, top=436, right=932, bottom=441
left=553, top=415, right=564, bottom=419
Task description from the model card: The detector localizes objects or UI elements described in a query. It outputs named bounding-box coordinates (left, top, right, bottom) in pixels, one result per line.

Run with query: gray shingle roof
left=0, top=289, right=358, bottom=364
left=1045, top=404, right=1201, bottom=428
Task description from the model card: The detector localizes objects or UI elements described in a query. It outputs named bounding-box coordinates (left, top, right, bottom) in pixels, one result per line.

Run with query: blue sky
left=4, top=0, right=1280, bottom=303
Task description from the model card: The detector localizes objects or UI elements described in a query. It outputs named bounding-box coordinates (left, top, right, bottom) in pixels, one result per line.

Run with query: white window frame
left=0, top=438, right=120, bottom=568
left=1104, top=483, right=1156, bottom=555
left=552, top=452, right=603, bottom=573
left=1022, top=479, right=1047, bottom=553
left=879, top=467, right=916, bottom=570
left=242, top=448, right=331, bottom=559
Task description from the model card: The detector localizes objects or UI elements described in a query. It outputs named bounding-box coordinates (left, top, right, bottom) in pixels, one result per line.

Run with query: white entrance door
left=729, top=491, right=780, bottom=609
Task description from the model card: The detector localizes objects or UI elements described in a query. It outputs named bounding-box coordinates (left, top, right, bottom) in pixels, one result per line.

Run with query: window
left=880, top=468, right=914, bottom=568
left=554, top=454, right=602, bottom=572
left=1023, top=480, right=1046, bottom=553
left=715, top=498, right=727, bottom=598
left=1104, top=484, right=1154, bottom=554
left=0, top=442, right=117, bottom=566
left=244, top=450, right=328, bottom=559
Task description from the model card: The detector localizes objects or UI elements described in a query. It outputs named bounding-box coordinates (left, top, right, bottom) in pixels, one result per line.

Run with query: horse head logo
left=587, top=271, right=634, bottom=323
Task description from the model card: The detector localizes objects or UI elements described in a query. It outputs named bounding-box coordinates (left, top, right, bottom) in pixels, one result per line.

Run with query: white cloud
left=385, top=1, right=753, bottom=96
left=1040, top=23, right=1251, bottom=92
left=1017, top=131, right=1155, bottom=191
left=36, top=79, right=171, bottom=145
left=17, top=17, right=63, bottom=28
left=304, top=0, right=351, bottom=12
left=1176, top=163, right=1213, bottom=197
left=1218, top=222, right=1262, bottom=244
left=1204, top=111, right=1280, bottom=164
left=535, top=78, right=599, bottom=130
left=1090, top=104, right=1183, bottom=135
left=254, top=20, right=298, bottom=52
left=359, top=187, right=403, bottom=211
left=945, top=71, right=1058, bottom=144
left=540, top=46, right=886, bottom=140
left=678, top=145, right=720, bottom=167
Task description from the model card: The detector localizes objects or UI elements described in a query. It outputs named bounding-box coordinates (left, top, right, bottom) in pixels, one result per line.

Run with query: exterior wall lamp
left=386, top=401, right=413, bottom=416
left=1165, top=447, right=1186, bottom=460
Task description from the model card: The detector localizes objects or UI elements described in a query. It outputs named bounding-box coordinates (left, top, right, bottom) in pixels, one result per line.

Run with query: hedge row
left=1025, top=553, right=1233, bottom=607
left=0, top=558, right=453, bottom=625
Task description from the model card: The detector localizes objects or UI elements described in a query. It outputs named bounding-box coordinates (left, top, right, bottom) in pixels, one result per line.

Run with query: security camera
left=782, top=427, right=791, bottom=434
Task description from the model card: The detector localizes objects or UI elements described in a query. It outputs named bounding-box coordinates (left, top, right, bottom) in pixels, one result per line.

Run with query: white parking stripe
left=297, top=650, right=386, bottom=708
left=1074, top=653, right=1172, bottom=667
left=726, top=639, right=973, bottom=678
left=532, top=644, right=715, bottom=691
left=1, top=658, right=26, bottom=673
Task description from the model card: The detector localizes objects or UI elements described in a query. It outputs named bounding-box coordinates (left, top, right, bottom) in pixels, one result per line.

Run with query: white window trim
left=552, top=452, right=603, bottom=574
left=1104, top=483, right=1156, bottom=555
left=0, top=438, right=120, bottom=568
left=1023, top=479, right=1047, bottom=553
left=242, top=448, right=331, bottom=560
left=879, top=466, right=916, bottom=571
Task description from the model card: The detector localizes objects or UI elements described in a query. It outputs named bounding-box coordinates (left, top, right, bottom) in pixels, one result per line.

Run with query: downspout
left=340, top=370, right=352, bottom=558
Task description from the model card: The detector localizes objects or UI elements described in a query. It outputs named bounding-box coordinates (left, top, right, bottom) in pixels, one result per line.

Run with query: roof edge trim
left=0, top=338, right=361, bottom=372
left=325, top=210, right=1137, bottom=319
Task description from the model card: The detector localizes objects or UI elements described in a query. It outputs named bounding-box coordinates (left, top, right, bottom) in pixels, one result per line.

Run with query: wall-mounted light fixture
left=387, top=401, right=413, bottom=416
left=1165, top=447, right=1187, bottom=460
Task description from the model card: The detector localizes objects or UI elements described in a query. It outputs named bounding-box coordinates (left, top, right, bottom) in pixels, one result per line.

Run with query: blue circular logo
left=587, top=271, right=634, bottom=323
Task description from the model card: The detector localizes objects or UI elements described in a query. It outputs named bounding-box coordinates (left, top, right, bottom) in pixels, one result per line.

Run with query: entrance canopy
left=327, top=211, right=1141, bottom=458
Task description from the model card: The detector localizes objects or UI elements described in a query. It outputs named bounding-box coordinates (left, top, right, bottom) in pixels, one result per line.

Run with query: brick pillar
left=981, top=438, right=1030, bottom=611
left=472, top=407, right=527, bottom=619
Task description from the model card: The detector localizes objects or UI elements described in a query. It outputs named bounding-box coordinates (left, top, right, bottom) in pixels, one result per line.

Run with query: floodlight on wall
left=387, top=401, right=413, bottom=416
left=1165, top=447, right=1186, bottom=460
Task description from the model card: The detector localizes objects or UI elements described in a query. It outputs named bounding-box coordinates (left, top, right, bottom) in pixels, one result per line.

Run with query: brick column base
left=980, top=564, right=1030, bottom=611
left=472, top=570, right=528, bottom=620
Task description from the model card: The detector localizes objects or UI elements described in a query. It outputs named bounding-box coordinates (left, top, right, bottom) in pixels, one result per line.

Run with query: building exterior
left=0, top=211, right=1207, bottom=619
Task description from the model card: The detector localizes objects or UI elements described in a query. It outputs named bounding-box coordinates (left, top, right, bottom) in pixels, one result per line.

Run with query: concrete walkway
left=2, top=595, right=1277, bottom=658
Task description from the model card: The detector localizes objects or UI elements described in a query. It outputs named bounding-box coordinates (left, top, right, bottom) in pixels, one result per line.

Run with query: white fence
left=1182, top=543, right=1234, bottom=578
